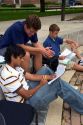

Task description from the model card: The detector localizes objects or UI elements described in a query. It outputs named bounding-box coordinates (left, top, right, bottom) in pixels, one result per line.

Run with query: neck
left=49, top=34, right=54, bottom=39
left=8, top=62, right=16, bottom=69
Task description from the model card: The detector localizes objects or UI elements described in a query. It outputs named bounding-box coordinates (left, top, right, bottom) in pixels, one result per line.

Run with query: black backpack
left=43, top=56, right=59, bottom=72
left=0, top=100, right=36, bottom=125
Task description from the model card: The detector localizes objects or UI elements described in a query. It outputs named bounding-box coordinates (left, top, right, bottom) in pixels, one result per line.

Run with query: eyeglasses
left=27, top=28, right=37, bottom=35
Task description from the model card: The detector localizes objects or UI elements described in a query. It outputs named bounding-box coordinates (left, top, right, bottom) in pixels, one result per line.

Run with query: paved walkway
left=0, top=13, right=83, bottom=44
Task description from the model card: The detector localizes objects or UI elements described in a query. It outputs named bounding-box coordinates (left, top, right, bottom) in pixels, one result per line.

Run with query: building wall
left=3, top=0, right=83, bottom=5
left=21, top=0, right=39, bottom=4
left=4, top=0, right=13, bottom=4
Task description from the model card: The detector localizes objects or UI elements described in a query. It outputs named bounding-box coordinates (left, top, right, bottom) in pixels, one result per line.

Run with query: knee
left=24, top=52, right=30, bottom=62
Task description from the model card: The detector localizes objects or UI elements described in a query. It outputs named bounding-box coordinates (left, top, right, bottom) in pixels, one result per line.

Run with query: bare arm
left=16, top=79, right=48, bottom=99
left=63, top=38, right=79, bottom=48
left=33, top=42, right=55, bottom=58
left=25, top=72, right=56, bottom=81
left=17, top=43, right=42, bottom=54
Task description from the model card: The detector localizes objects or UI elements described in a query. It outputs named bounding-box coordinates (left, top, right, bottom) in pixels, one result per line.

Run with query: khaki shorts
left=66, top=61, right=75, bottom=70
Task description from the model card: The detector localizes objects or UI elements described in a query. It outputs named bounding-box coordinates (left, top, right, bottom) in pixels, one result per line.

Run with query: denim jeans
left=26, top=66, right=83, bottom=114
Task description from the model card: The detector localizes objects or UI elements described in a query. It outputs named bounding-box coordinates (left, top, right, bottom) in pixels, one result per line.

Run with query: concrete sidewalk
left=0, top=13, right=83, bottom=45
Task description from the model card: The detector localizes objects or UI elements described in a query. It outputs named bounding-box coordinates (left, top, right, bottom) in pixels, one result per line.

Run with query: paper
left=59, top=48, right=76, bottom=65
left=0, top=56, right=5, bottom=64
left=48, top=64, right=66, bottom=85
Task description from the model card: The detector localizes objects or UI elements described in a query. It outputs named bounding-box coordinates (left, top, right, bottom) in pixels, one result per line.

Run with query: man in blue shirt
left=43, top=24, right=83, bottom=71
left=0, top=15, right=54, bottom=72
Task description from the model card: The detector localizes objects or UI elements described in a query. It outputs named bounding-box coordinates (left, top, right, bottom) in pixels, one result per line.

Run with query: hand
left=59, top=56, right=66, bottom=60
left=39, top=78, right=48, bottom=86
left=70, top=43, right=79, bottom=50
left=41, top=47, right=55, bottom=58
left=42, top=74, right=56, bottom=81
left=39, top=74, right=56, bottom=86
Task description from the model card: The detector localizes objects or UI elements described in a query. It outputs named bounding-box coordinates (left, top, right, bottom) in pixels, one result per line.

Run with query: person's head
left=4, top=45, right=26, bottom=67
left=24, top=15, right=41, bottom=37
left=49, top=24, right=60, bottom=38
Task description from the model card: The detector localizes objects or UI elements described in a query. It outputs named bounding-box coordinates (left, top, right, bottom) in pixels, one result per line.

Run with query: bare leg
left=73, top=49, right=82, bottom=59
left=30, top=52, right=42, bottom=71
left=33, top=53, right=42, bottom=71
left=21, top=52, right=30, bottom=72
left=72, top=63, right=83, bottom=71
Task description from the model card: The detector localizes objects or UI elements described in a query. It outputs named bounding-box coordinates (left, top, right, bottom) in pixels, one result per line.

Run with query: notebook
left=59, top=48, right=76, bottom=65
left=48, top=64, right=66, bottom=85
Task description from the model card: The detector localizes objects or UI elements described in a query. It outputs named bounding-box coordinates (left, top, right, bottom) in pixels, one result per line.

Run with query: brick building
left=2, top=0, right=59, bottom=5
left=1, top=0, right=83, bottom=5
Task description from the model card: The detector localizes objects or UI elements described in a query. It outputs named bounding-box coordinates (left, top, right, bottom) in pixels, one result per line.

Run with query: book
left=48, top=64, right=66, bottom=85
left=59, top=48, right=76, bottom=65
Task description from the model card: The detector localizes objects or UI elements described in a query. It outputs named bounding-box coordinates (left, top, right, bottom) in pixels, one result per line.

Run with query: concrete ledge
left=45, top=46, right=83, bottom=125
left=45, top=70, right=76, bottom=125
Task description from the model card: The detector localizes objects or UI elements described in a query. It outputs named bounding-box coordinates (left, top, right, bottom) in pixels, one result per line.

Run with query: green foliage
left=21, top=4, right=36, bottom=7
left=0, top=3, right=15, bottom=7
left=0, top=7, right=83, bottom=21
left=45, top=1, right=62, bottom=6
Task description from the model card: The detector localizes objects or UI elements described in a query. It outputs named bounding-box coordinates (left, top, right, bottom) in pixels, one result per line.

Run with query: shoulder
left=9, top=21, right=24, bottom=32
left=1, top=65, right=19, bottom=80
left=44, top=36, right=51, bottom=43
left=56, top=36, right=63, bottom=44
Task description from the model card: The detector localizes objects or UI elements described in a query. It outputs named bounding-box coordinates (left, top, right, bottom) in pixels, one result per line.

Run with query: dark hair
left=25, top=15, right=41, bottom=30
left=4, top=45, right=26, bottom=63
left=49, top=24, right=60, bottom=32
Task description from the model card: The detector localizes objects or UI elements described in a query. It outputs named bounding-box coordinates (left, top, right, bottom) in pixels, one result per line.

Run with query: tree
left=40, top=0, right=45, bottom=12
left=61, top=0, right=66, bottom=21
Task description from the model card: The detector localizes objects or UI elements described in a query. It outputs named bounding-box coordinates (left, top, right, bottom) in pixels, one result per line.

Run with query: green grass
left=0, top=8, right=83, bottom=21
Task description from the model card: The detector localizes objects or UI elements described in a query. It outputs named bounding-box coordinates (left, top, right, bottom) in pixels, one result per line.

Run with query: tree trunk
left=40, top=0, right=45, bottom=12
left=61, top=0, right=66, bottom=21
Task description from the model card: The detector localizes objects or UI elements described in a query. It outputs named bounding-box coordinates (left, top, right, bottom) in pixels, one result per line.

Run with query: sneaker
left=78, top=60, right=83, bottom=66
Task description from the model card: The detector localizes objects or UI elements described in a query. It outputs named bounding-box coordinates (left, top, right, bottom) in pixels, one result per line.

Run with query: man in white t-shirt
left=0, top=45, right=83, bottom=114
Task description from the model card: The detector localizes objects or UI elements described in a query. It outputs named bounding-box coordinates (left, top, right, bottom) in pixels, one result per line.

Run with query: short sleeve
left=57, top=37, right=63, bottom=44
left=4, top=76, right=22, bottom=93
left=43, top=39, right=51, bottom=48
left=11, top=29, right=25, bottom=44
left=30, top=33, right=38, bottom=43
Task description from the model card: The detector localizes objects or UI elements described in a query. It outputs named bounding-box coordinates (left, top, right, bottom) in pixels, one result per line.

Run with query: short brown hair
left=25, top=15, right=41, bottom=30
left=49, top=24, right=60, bottom=32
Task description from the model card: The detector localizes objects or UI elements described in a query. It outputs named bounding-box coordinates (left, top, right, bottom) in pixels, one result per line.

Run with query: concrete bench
left=45, top=46, right=83, bottom=125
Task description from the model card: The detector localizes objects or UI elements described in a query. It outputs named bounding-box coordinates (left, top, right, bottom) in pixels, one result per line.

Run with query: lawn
left=0, top=7, right=83, bottom=21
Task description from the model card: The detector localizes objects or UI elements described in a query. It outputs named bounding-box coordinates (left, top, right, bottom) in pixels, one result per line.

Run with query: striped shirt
left=0, top=64, right=29, bottom=103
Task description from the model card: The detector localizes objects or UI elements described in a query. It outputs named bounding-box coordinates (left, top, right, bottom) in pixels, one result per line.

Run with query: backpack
left=0, top=100, right=35, bottom=125
left=43, top=56, right=59, bottom=72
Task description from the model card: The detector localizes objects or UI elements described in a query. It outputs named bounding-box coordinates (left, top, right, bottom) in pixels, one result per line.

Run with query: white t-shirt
left=0, top=64, right=29, bottom=103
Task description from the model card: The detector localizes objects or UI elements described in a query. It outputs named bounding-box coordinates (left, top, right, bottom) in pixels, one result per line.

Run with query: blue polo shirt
left=0, top=21, right=38, bottom=49
left=43, top=36, right=63, bottom=56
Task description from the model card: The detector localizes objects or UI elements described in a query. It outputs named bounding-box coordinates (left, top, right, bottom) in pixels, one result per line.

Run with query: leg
left=31, top=51, right=42, bottom=72
left=21, top=52, right=30, bottom=72
left=73, top=49, right=82, bottom=59
left=27, top=65, right=54, bottom=88
left=72, top=63, right=83, bottom=71
left=27, top=77, right=83, bottom=114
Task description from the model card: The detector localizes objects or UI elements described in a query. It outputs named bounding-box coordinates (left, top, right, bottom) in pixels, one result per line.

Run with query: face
left=24, top=24, right=37, bottom=37
left=50, top=31, right=59, bottom=38
left=12, top=55, right=25, bottom=67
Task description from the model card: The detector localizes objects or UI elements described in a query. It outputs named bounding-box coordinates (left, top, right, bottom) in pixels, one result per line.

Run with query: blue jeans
left=26, top=66, right=83, bottom=114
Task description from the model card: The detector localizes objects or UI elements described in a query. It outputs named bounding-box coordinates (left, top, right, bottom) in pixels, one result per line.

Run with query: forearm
left=33, top=42, right=44, bottom=49
left=17, top=44, right=42, bottom=53
left=25, top=72, right=43, bottom=81
left=18, top=84, right=43, bottom=99
left=64, top=39, right=76, bottom=44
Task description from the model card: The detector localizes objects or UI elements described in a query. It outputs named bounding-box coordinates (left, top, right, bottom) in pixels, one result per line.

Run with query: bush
left=21, top=4, right=36, bottom=7
left=45, top=1, right=61, bottom=6
left=0, top=3, right=15, bottom=7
